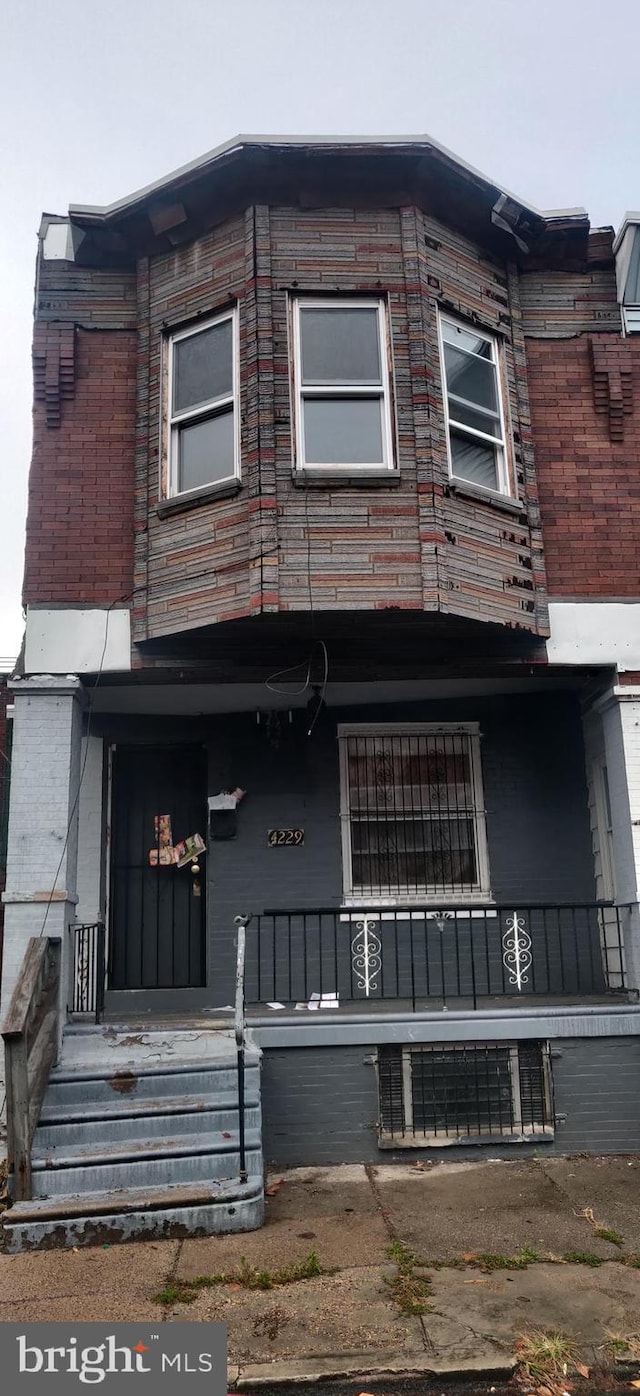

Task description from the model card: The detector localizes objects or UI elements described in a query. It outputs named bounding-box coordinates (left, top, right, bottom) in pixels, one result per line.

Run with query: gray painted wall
left=96, top=690, right=597, bottom=1002
left=208, top=691, right=596, bottom=999
left=261, top=1036, right=640, bottom=1167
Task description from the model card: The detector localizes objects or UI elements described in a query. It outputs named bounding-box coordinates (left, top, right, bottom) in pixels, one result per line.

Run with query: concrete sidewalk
left=1, top=1158, right=640, bottom=1383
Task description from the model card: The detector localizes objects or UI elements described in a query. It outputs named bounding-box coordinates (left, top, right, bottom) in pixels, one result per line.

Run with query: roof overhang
left=62, top=134, right=590, bottom=269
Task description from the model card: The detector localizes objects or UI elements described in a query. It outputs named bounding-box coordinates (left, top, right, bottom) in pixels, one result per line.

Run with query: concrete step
left=3, top=1176, right=264, bottom=1251
left=45, top=1060, right=260, bottom=1109
left=30, top=1129, right=263, bottom=1197
left=34, top=1095, right=261, bottom=1148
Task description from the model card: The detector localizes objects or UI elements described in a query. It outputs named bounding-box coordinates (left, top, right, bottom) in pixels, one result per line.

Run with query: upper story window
left=439, top=313, right=511, bottom=497
left=167, top=308, right=238, bottom=496
left=338, top=723, right=490, bottom=901
left=292, top=298, right=395, bottom=472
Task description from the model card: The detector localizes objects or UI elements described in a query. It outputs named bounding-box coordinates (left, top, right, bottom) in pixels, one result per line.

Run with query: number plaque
left=267, top=829, right=305, bottom=846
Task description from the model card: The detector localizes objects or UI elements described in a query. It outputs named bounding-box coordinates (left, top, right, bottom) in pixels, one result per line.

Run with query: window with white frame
left=338, top=724, right=490, bottom=899
left=439, top=313, right=510, bottom=496
left=291, top=298, right=394, bottom=471
left=378, top=1042, right=553, bottom=1145
left=167, top=309, right=238, bottom=496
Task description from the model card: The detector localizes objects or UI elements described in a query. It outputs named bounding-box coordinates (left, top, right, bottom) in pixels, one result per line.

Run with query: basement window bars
left=378, top=1042, right=554, bottom=1145
left=167, top=308, right=238, bottom=496
left=439, top=313, right=510, bottom=496
left=292, top=298, right=395, bottom=471
left=339, top=724, right=490, bottom=898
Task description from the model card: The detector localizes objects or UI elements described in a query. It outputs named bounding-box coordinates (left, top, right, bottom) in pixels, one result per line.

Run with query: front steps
left=2, top=1027, right=264, bottom=1252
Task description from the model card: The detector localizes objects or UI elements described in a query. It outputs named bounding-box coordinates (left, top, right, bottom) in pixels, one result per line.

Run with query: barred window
left=378, top=1042, right=553, bottom=1145
left=338, top=724, right=489, bottom=898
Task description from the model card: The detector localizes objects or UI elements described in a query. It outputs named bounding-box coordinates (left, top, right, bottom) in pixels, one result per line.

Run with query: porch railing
left=2, top=936, right=61, bottom=1201
left=72, top=922, right=106, bottom=1020
left=245, top=902, right=632, bottom=1012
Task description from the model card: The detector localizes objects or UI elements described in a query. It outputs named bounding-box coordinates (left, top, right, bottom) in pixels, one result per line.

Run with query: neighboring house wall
left=260, top=1035, right=640, bottom=1166
left=23, top=239, right=137, bottom=609
left=523, top=230, right=640, bottom=601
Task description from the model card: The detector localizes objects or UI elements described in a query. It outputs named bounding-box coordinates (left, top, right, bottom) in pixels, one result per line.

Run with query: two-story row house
left=2, top=135, right=640, bottom=1249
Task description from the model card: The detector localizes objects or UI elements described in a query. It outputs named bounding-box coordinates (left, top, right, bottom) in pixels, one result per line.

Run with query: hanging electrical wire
left=263, top=466, right=330, bottom=726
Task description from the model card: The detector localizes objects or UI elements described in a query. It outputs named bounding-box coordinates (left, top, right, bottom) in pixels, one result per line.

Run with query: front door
left=109, top=745, right=207, bottom=989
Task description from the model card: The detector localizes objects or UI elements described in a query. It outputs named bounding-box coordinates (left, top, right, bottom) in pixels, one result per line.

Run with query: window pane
left=350, top=818, right=477, bottom=891
left=303, top=397, right=384, bottom=464
left=173, top=319, right=233, bottom=414
left=444, top=343, right=498, bottom=413
left=450, top=430, right=498, bottom=491
left=411, top=1048, right=514, bottom=1135
left=178, top=409, right=235, bottom=491
left=441, top=321, right=493, bottom=359
left=347, top=734, right=473, bottom=816
left=300, top=307, right=381, bottom=383
left=448, top=398, right=502, bottom=440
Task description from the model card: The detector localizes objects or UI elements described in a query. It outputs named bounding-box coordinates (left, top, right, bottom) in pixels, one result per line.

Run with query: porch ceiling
left=87, top=674, right=586, bottom=716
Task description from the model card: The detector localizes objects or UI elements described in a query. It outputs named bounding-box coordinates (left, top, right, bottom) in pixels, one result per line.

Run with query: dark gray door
left=109, top=745, right=206, bottom=989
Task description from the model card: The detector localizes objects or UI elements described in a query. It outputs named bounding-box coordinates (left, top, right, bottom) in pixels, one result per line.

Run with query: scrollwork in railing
left=351, top=915, right=382, bottom=997
left=502, top=911, right=532, bottom=992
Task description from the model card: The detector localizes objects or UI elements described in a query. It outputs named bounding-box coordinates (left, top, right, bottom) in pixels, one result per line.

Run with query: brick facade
left=22, top=150, right=640, bottom=649
left=526, top=331, right=640, bottom=599
left=127, top=202, right=547, bottom=641
left=23, top=326, right=137, bottom=607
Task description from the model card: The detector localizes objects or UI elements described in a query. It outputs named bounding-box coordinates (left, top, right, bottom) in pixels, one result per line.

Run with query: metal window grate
left=378, top=1041, right=553, bottom=1145
left=343, top=729, right=486, bottom=896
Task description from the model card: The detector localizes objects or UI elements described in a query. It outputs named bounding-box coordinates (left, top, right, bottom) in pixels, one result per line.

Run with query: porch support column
left=1, top=675, right=86, bottom=1035
left=597, top=685, right=640, bottom=991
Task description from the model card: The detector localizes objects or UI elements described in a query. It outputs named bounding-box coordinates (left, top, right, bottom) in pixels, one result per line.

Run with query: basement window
left=439, top=313, right=511, bottom=496
left=377, top=1041, right=553, bottom=1146
left=291, top=298, right=395, bottom=473
left=166, top=308, right=238, bottom=497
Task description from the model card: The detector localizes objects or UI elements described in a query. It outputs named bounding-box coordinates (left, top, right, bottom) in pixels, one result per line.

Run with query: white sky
left=2, top=0, right=639, bottom=660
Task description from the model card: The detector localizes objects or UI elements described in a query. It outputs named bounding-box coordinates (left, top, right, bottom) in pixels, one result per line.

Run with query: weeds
left=562, top=1250, right=603, bottom=1267
left=384, top=1240, right=432, bottom=1315
left=600, top=1329, right=640, bottom=1361
left=515, top=1328, right=582, bottom=1389
left=593, top=1226, right=624, bottom=1247
left=471, top=1246, right=539, bottom=1272
left=154, top=1251, right=329, bottom=1306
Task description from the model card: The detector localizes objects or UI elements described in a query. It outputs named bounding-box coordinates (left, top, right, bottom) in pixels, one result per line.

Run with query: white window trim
left=437, top=310, right=513, bottom=500
left=337, top=721, right=491, bottom=904
left=164, top=307, right=240, bottom=499
left=593, top=758, right=616, bottom=900
left=383, top=1042, right=554, bottom=1145
left=291, top=296, right=396, bottom=473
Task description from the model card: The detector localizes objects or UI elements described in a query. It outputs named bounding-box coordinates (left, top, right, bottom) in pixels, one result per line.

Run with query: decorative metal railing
left=245, top=903, right=631, bottom=1011
left=72, top=922, right=106, bottom=1020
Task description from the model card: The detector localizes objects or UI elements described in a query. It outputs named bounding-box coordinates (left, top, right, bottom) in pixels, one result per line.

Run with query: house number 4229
left=267, top=829, right=304, bottom=846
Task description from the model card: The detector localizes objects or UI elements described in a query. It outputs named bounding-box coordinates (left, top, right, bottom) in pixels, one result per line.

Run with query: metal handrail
left=234, top=913, right=251, bottom=1184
